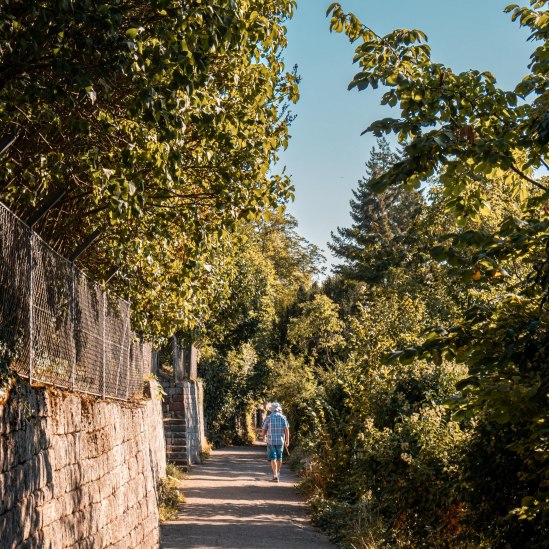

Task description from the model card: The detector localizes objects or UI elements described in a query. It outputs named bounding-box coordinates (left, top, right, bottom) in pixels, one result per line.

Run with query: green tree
left=328, top=0, right=549, bottom=542
left=286, top=294, right=345, bottom=366
left=198, top=213, right=323, bottom=444
left=329, top=138, right=425, bottom=284
left=0, top=0, right=298, bottom=335
left=257, top=211, right=325, bottom=312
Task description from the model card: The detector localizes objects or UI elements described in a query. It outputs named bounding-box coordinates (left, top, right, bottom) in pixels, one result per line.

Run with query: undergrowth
left=158, top=463, right=186, bottom=522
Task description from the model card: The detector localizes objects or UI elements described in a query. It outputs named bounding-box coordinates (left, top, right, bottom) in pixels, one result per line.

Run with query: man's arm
left=284, top=427, right=289, bottom=446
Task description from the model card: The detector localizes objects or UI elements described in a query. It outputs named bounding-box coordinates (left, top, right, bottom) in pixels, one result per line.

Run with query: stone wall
left=161, top=378, right=205, bottom=466
left=181, top=381, right=205, bottom=464
left=0, top=380, right=166, bottom=548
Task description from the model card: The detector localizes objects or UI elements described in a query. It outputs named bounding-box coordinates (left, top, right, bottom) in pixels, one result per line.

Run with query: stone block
left=22, top=459, right=37, bottom=494
left=61, top=397, right=81, bottom=435
left=41, top=499, right=57, bottom=528
left=92, top=524, right=109, bottom=548
left=0, top=509, right=13, bottom=545
left=107, top=516, right=121, bottom=545
left=92, top=455, right=103, bottom=482
left=142, top=528, right=159, bottom=548
left=133, top=522, right=145, bottom=545
left=0, top=435, right=8, bottom=473
left=83, top=432, right=96, bottom=459
left=78, top=487, right=90, bottom=512
left=14, top=428, right=32, bottom=464
left=107, top=493, right=118, bottom=520
left=41, top=523, right=59, bottom=548
left=52, top=436, right=68, bottom=472
left=72, top=510, right=88, bottom=544
left=28, top=451, right=50, bottom=495
left=37, top=420, right=50, bottom=452
left=92, top=430, right=107, bottom=457
left=68, top=463, right=83, bottom=492
left=88, top=482, right=101, bottom=506
left=0, top=471, right=8, bottom=516
left=17, top=494, right=37, bottom=542
left=118, top=462, right=129, bottom=488
left=19, top=531, right=43, bottom=549
left=74, top=536, right=95, bottom=549
left=60, top=512, right=78, bottom=547
left=168, top=402, right=184, bottom=413
left=96, top=453, right=107, bottom=480
left=124, top=506, right=138, bottom=534
left=136, top=498, right=147, bottom=521
left=39, top=483, right=54, bottom=505
left=144, top=512, right=160, bottom=537
left=87, top=501, right=101, bottom=534
left=111, top=444, right=123, bottom=469
left=127, top=455, right=138, bottom=480
left=97, top=498, right=109, bottom=529
left=79, top=457, right=93, bottom=485
left=77, top=431, right=88, bottom=460
left=113, top=482, right=127, bottom=512
left=135, top=449, right=145, bottom=471
left=10, top=463, right=25, bottom=497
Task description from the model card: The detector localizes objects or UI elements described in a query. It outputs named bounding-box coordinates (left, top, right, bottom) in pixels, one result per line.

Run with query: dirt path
left=160, top=445, right=335, bottom=549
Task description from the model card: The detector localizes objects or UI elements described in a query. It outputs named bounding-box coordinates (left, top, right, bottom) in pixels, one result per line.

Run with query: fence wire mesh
left=0, top=201, right=151, bottom=400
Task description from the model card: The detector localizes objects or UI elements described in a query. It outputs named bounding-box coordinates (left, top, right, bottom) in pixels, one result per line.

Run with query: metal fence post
left=70, top=264, right=76, bottom=390
left=29, top=231, right=34, bottom=385
left=125, top=337, right=130, bottom=401
left=102, top=292, right=106, bottom=399
left=172, top=335, right=178, bottom=379
left=151, top=347, right=157, bottom=375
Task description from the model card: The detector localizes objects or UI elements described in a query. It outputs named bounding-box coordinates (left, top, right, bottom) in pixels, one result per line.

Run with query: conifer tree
left=329, top=138, right=425, bottom=283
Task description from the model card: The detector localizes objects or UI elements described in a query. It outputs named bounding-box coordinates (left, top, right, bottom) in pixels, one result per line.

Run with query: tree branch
left=510, top=164, right=549, bottom=192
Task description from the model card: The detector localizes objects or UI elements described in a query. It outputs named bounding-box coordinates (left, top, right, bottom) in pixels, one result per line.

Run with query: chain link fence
left=0, top=201, right=151, bottom=400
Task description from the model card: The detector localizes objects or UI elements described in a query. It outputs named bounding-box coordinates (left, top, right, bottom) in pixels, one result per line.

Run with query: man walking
left=261, top=402, right=289, bottom=482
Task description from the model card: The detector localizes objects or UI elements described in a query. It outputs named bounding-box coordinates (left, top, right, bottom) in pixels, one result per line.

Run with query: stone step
left=165, top=436, right=187, bottom=445
left=167, top=459, right=189, bottom=468
left=164, top=421, right=186, bottom=428
left=166, top=453, right=187, bottom=460
left=166, top=444, right=187, bottom=453
left=166, top=441, right=187, bottom=449
left=166, top=456, right=188, bottom=466
left=165, top=428, right=186, bottom=437
left=162, top=412, right=187, bottom=419
left=163, top=418, right=186, bottom=425
left=165, top=424, right=186, bottom=433
left=167, top=441, right=186, bottom=448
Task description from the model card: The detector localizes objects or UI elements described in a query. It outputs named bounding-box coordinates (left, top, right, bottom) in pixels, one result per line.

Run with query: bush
left=157, top=463, right=186, bottom=522
left=303, top=358, right=472, bottom=547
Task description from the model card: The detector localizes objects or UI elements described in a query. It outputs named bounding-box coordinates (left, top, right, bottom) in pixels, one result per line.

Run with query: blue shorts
left=267, top=444, right=284, bottom=461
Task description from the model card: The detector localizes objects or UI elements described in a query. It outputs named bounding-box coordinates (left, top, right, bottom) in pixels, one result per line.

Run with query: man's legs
left=270, top=459, right=278, bottom=478
left=267, top=445, right=278, bottom=480
left=267, top=445, right=283, bottom=481
left=274, top=446, right=284, bottom=480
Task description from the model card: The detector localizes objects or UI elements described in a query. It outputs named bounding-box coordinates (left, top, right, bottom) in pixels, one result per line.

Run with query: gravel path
left=160, top=445, right=335, bottom=549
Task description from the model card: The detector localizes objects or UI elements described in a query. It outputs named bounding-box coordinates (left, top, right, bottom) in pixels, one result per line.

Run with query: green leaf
left=125, top=27, right=144, bottom=40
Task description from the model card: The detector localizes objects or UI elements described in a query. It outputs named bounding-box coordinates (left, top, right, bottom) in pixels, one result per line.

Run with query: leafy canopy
left=327, top=0, right=549, bottom=534
left=0, top=0, right=298, bottom=335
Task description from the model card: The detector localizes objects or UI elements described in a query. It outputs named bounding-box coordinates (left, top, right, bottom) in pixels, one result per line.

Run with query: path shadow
left=160, top=446, right=334, bottom=549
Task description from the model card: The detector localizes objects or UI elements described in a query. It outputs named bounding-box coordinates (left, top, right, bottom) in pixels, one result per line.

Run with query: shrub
left=157, top=464, right=186, bottom=522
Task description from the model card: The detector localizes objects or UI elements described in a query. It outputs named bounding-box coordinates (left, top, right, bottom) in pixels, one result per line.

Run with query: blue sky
left=277, top=0, right=536, bottom=270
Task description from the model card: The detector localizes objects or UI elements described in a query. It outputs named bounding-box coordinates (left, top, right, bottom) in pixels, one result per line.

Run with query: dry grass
left=158, top=463, right=186, bottom=522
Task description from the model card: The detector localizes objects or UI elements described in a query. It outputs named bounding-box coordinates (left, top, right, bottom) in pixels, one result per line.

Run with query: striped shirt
left=262, top=411, right=289, bottom=445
